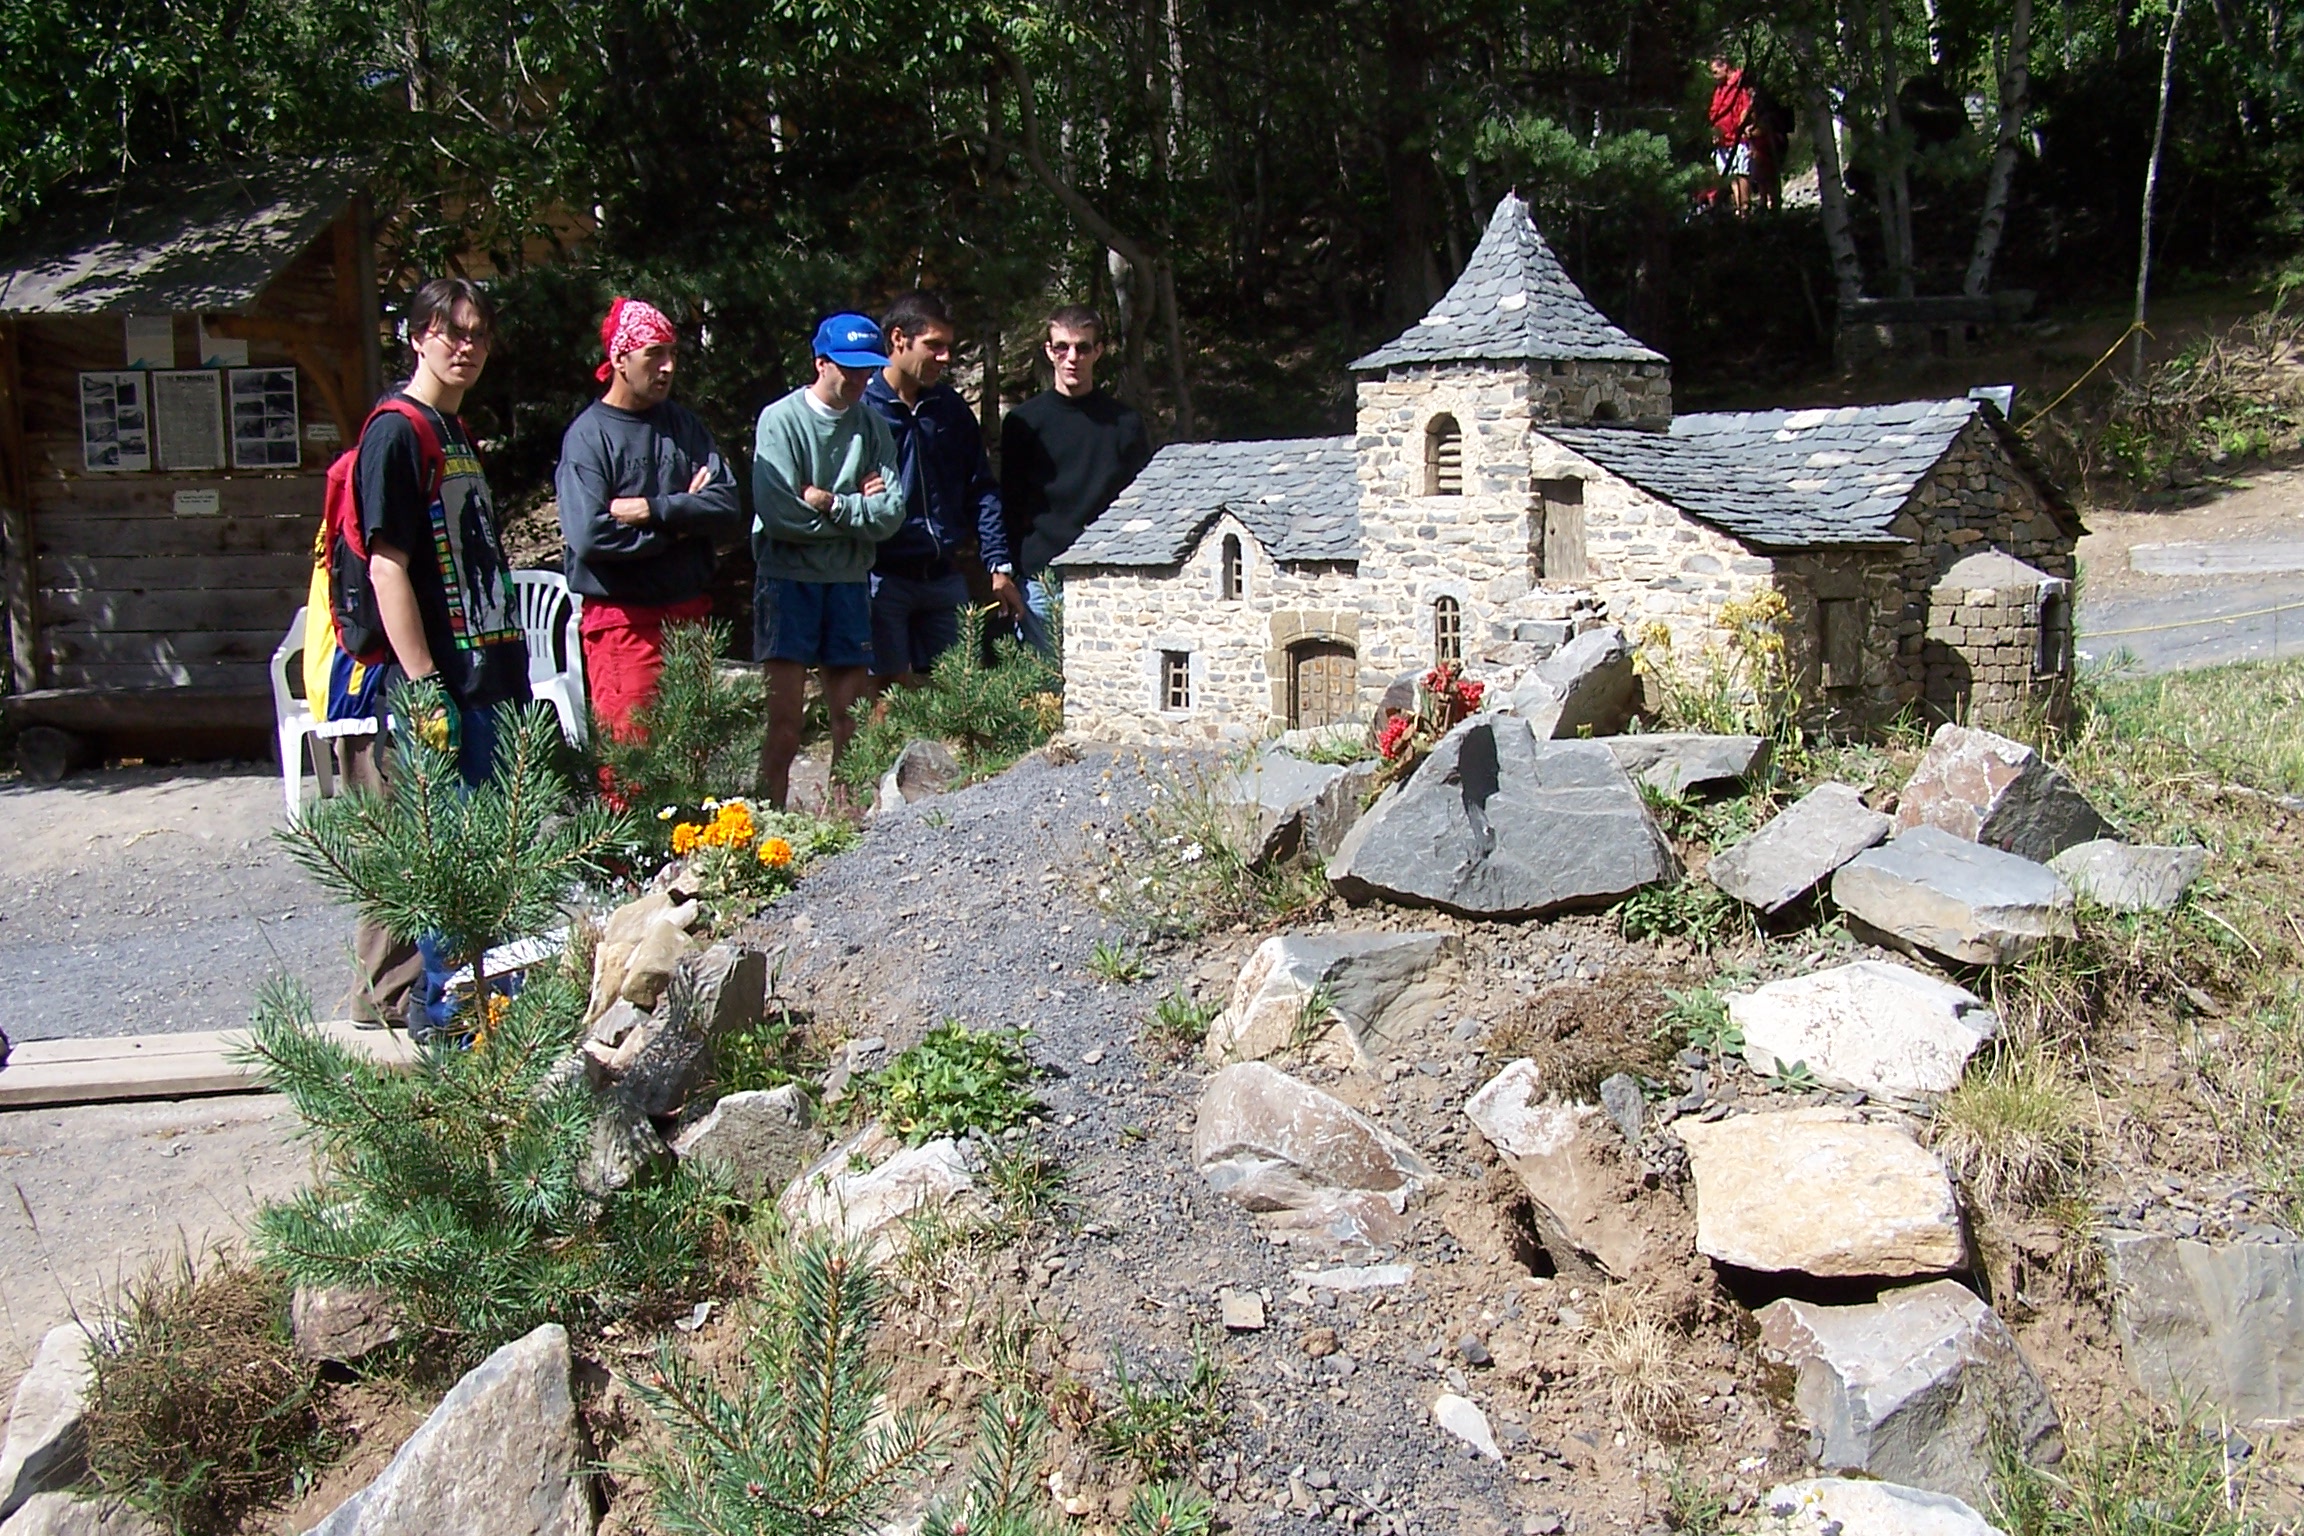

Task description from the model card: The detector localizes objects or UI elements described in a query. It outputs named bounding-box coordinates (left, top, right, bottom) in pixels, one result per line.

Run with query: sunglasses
left=1047, top=339, right=1101, bottom=355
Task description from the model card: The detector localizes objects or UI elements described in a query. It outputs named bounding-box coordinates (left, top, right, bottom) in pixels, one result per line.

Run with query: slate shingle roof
left=1547, top=399, right=1999, bottom=551
left=1351, top=194, right=1665, bottom=370
left=0, top=161, right=357, bottom=315
left=1052, top=437, right=1359, bottom=569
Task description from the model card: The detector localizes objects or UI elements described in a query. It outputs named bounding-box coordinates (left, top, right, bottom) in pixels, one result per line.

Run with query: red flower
left=1455, top=679, right=1485, bottom=711
left=1376, top=715, right=1415, bottom=760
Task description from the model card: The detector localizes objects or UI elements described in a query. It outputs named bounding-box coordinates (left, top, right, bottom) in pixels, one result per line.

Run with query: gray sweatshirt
left=750, top=387, right=907, bottom=583
left=555, top=398, right=742, bottom=606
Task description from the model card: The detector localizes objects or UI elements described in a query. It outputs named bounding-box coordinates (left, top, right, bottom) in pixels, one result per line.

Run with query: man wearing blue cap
left=752, top=313, right=908, bottom=811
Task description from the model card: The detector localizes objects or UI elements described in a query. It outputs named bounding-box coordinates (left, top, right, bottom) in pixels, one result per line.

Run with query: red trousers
left=581, top=594, right=713, bottom=741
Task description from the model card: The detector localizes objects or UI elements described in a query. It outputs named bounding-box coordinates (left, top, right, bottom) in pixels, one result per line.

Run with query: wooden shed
left=0, top=162, right=380, bottom=774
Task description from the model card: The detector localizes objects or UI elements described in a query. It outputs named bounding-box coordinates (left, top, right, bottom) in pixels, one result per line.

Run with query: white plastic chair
left=510, top=570, right=587, bottom=745
left=271, top=607, right=376, bottom=818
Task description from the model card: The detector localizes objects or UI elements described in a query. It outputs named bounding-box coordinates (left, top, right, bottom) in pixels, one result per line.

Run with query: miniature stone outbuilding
left=1056, top=195, right=2081, bottom=743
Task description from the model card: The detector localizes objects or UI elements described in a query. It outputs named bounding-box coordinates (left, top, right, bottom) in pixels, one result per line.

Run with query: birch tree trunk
left=2133, top=0, right=2187, bottom=380
left=1789, top=26, right=1868, bottom=308
left=1965, top=0, right=2032, bottom=296
left=1874, top=0, right=1918, bottom=297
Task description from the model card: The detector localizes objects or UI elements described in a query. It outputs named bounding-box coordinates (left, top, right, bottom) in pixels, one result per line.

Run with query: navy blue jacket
left=862, top=374, right=1011, bottom=578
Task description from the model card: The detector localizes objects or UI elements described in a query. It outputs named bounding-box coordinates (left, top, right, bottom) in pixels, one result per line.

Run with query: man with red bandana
left=555, top=297, right=743, bottom=738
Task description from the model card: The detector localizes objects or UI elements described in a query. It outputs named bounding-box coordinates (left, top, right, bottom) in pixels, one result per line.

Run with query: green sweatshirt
left=750, top=386, right=909, bottom=582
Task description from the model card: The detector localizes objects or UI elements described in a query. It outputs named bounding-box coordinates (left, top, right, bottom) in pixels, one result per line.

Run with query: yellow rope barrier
left=2083, top=597, right=2304, bottom=639
left=2014, top=319, right=2151, bottom=434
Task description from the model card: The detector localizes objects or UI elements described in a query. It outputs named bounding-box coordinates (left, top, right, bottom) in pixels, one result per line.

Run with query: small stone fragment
left=291, top=1286, right=403, bottom=1366
left=1431, top=1392, right=1505, bottom=1462
left=1301, top=1327, right=1340, bottom=1358
left=1220, top=1289, right=1267, bottom=1331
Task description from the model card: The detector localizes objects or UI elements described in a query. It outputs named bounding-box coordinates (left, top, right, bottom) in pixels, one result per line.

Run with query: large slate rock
left=2102, top=1231, right=2304, bottom=1424
left=0, top=1493, right=163, bottom=1536
left=1896, top=724, right=2111, bottom=861
left=2048, top=840, right=2209, bottom=913
left=0, top=1326, right=91, bottom=1520
left=1215, top=747, right=1378, bottom=866
left=1758, top=1280, right=2061, bottom=1509
left=578, top=1090, right=671, bottom=1197
left=1674, top=1108, right=1967, bottom=1278
left=1206, top=932, right=1460, bottom=1068
left=780, top=1125, right=980, bottom=1260
left=1731, top=961, right=2000, bottom=1099
left=1506, top=626, right=1637, bottom=739
left=1328, top=720, right=1675, bottom=919
left=873, top=738, right=961, bottom=815
left=1756, top=1478, right=2005, bottom=1536
left=1602, top=733, right=1770, bottom=796
left=1463, top=1059, right=1691, bottom=1283
left=614, top=945, right=767, bottom=1117
left=303, top=1323, right=592, bottom=1536
left=671, top=1085, right=818, bottom=1200
left=1194, top=1063, right=1427, bottom=1256
left=1707, top=783, right=1891, bottom=913
left=1833, top=827, right=2076, bottom=966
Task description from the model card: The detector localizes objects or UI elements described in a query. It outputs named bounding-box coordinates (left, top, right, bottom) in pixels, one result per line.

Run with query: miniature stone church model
left=1054, top=195, right=2081, bottom=744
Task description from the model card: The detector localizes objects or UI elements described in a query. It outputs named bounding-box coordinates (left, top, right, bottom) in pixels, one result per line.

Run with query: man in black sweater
left=556, top=296, right=742, bottom=739
left=999, top=304, right=1152, bottom=653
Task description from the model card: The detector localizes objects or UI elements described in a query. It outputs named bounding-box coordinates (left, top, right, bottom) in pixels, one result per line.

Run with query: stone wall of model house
left=1351, top=358, right=1674, bottom=692
left=1060, top=510, right=1358, bottom=744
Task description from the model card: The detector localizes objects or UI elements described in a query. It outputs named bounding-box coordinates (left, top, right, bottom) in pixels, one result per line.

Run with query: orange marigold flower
left=670, top=822, right=702, bottom=856
left=757, top=835, right=795, bottom=868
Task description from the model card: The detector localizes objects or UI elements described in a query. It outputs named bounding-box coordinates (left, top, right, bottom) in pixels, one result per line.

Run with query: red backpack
left=318, top=399, right=452, bottom=663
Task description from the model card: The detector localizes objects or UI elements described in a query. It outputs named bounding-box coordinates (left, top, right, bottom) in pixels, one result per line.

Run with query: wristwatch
left=991, top=563, right=1015, bottom=576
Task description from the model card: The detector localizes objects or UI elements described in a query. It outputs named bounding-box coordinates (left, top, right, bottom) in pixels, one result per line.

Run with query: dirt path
left=0, top=763, right=349, bottom=1042
left=2075, top=462, right=2304, bottom=670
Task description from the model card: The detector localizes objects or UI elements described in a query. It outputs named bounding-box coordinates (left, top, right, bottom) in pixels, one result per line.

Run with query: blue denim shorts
left=753, top=577, right=873, bottom=669
left=868, top=570, right=971, bottom=677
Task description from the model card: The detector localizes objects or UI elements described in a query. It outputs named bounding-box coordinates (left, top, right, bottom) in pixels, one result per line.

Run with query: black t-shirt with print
left=355, top=394, right=530, bottom=711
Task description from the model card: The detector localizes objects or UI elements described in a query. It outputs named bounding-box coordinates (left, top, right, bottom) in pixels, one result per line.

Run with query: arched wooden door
left=1288, top=640, right=1357, bottom=729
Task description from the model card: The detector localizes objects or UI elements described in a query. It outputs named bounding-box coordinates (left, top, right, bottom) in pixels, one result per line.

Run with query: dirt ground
left=0, top=762, right=344, bottom=1041
left=2077, top=460, right=2304, bottom=597
left=0, top=1094, right=306, bottom=1402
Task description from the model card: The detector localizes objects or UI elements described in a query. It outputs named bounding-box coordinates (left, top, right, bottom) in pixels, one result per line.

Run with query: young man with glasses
left=343, top=276, right=529, bottom=1035
left=998, top=304, right=1151, bottom=653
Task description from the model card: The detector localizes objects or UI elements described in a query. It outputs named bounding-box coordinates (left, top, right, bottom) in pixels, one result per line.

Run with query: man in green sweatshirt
left=752, top=312, right=908, bottom=810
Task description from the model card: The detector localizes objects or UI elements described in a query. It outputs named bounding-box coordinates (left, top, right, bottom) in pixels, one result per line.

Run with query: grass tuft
left=1577, top=1286, right=1693, bottom=1438
left=1092, top=1335, right=1228, bottom=1482
left=1934, top=1045, right=2095, bottom=1212
left=1144, top=990, right=1221, bottom=1057
left=1088, top=938, right=1152, bottom=984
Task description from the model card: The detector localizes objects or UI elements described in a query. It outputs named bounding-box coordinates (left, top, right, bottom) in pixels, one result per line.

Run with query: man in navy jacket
left=862, top=291, right=1022, bottom=692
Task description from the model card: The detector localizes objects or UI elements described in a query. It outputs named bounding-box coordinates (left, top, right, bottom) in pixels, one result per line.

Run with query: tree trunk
left=1874, top=0, right=1917, bottom=297
left=1380, top=0, right=1444, bottom=328
left=1965, top=0, right=2032, bottom=296
left=979, top=325, right=1001, bottom=449
left=1790, top=27, right=1868, bottom=308
left=2133, top=0, right=2187, bottom=380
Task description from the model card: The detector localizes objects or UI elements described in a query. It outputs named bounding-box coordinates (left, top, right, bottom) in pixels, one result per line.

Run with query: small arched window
left=1425, top=415, right=1463, bottom=496
left=1221, top=534, right=1243, bottom=601
left=1434, top=596, right=1463, bottom=665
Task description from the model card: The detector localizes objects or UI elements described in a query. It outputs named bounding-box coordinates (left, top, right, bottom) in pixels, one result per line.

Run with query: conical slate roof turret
left=1351, top=194, right=1665, bottom=370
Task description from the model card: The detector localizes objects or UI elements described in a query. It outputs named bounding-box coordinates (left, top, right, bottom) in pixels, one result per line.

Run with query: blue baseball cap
left=812, top=312, right=889, bottom=368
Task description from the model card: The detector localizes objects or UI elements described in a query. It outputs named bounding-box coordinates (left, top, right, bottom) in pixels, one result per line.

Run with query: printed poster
left=151, top=369, right=226, bottom=471
left=228, top=366, right=302, bottom=469
left=78, top=371, right=152, bottom=472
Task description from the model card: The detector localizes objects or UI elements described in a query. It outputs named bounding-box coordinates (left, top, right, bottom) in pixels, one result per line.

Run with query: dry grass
left=82, top=1253, right=338, bottom=1536
left=1932, top=1045, right=2096, bottom=1212
left=1577, top=1286, right=1694, bottom=1438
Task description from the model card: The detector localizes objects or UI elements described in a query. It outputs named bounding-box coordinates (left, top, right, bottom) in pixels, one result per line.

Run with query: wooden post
left=0, top=316, right=41, bottom=692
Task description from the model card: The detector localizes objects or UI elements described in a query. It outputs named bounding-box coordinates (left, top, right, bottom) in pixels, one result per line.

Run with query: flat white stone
left=1731, top=961, right=1999, bottom=1098
left=1757, top=1478, right=2005, bottom=1536
left=1432, top=1393, right=1504, bottom=1462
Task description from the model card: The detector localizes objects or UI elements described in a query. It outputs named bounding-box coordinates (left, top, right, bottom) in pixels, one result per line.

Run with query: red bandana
left=596, top=297, right=677, bottom=382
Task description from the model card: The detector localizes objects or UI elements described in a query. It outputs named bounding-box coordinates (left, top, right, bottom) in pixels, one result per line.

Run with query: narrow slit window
left=2036, top=583, right=2072, bottom=676
left=1161, top=650, right=1191, bottom=711
left=1433, top=596, right=1463, bottom=665
left=1221, top=534, right=1243, bottom=601
left=1426, top=415, right=1463, bottom=496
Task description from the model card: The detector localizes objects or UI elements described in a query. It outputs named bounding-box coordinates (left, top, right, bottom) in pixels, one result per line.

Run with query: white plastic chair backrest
left=510, top=571, right=571, bottom=673
left=272, top=606, right=308, bottom=720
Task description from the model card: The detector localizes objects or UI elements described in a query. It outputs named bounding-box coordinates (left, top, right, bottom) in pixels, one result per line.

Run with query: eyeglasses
left=1047, top=339, right=1101, bottom=355
left=425, top=325, right=491, bottom=353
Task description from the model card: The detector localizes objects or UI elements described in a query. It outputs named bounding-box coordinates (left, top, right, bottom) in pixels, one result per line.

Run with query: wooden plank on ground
left=0, top=1021, right=419, bottom=1109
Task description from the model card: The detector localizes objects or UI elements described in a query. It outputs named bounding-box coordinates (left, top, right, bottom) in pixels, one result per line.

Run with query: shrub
left=1372, top=662, right=1484, bottom=786
left=1658, top=984, right=1740, bottom=1055
left=868, top=1024, right=1042, bottom=1143
left=628, top=1230, right=945, bottom=1536
left=1633, top=591, right=1802, bottom=743
left=594, top=620, right=766, bottom=835
left=82, top=1255, right=334, bottom=1536
left=835, top=606, right=1064, bottom=797
left=280, top=693, right=634, bottom=995
left=239, top=971, right=727, bottom=1350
